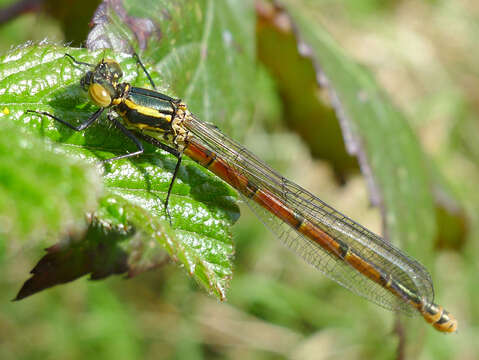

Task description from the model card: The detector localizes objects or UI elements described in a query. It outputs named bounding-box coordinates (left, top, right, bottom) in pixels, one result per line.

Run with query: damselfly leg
left=130, top=52, right=183, bottom=223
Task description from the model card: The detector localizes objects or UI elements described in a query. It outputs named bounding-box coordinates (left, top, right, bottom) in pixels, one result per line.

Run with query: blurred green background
left=0, top=0, right=478, bottom=359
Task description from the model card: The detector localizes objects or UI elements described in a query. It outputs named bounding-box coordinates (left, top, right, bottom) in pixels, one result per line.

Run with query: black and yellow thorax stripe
left=116, top=85, right=178, bottom=133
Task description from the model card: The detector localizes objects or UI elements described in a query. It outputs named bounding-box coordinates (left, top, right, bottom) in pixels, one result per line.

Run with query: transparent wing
left=183, top=114, right=434, bottom=315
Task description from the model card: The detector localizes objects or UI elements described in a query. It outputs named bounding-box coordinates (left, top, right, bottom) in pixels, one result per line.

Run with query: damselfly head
left=79, top=59, right=124, bottom=108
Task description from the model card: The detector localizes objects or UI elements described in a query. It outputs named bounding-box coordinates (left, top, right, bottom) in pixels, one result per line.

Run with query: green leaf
left=0, top=120, right=101, bottom=256
left=257, top=2, right=358, bottom=177
left=16, top=193, right=234, bottom=300
left=0, top=0, right=255, bottom=300
left=1, top=44, right=238, bottom=298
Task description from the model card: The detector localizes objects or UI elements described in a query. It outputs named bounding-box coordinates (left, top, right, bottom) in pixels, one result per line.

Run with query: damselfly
left=27, top=53, right=457, bottom=333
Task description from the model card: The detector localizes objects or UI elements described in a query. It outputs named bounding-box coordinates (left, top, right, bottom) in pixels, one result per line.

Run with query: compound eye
left=89, top=83, right=111, bottom=107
